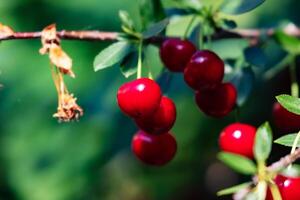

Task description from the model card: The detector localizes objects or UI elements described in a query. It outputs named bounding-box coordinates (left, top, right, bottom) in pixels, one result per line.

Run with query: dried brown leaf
left=39, top=24, right=59, bottom=54
left=49, top=46, right=74, bottom=77
left=0, top=23, right=14, bottom=38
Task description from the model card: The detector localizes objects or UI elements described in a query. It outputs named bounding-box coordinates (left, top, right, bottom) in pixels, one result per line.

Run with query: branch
left=1, top=23, right=300, bottom=43
left=233, top=187, right=252, bottom=200
left=0, top=30, right=119, bottom=41
left=232, top=148, right=300, bottom=200
left=234, top=23, right=300, bottom=38
left=268, top=148, right=300, bottom=172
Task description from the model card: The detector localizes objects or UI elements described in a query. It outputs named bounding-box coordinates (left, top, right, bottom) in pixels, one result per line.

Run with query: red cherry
left=219, top=123, right=256, bottom=158
left=195, top=83, right=237, bottom=118
left=266, top=175, right=300, bottom=200
left=273, top=102, right=300, bottom=133
left=184, top=50, right=224, bottom=90
left=160, top=38, right=196, bottom=72
left=135, top=96, right=176, bottom=134
left=132, top=130, right=177, bottom=166
left=117, top=78, right=162, bottom=118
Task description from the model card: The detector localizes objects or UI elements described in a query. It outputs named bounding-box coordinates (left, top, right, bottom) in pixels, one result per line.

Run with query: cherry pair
left=160, top=38, right=237, bottom=118
left=117, top=78, right=177, bottom=166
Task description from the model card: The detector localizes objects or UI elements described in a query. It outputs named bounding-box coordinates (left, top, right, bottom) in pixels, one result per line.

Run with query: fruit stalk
left=137, top=41, right=143, bottom=79
left=289, top=57, right=299, bottom=97
left=291, top=131, right=300, bottom=156
left=183, top=15, right=197, bottom=39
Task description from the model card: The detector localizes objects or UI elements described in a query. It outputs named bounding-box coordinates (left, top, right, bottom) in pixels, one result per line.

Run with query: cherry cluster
left=115, top=38, right=239, bottom=166
left=160, top=38, right=237, bottom=117
left=219, top=123, right=300, bottom=200
left=117, top=78, right=177, bottom=166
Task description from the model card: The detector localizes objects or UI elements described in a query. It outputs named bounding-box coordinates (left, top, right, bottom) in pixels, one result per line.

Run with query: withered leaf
left=49, top=45, right=74, bottom=77
left=0, top=23, right=14, bottom=38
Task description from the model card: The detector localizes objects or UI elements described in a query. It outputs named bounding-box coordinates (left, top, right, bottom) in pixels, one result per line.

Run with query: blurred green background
left=0, top=0, right=299, bottom=199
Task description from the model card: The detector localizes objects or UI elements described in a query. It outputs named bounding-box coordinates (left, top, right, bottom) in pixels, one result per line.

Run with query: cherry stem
left=234, top=105, right=240, bottom=122
left=148, top=68, right=153, bottom=80
left=201, top=15, right=212, bottom=50
left=50, top=64, right=60, bottom=94
left=137, top=40, right=143, bottom=79
left=202, top=20, right=207, bottom=49
left=199, top=29, right=204, bottom=49
left=291, top=130, right=300, bottom=155
left=183, top=15, right=197, bottom=39
left=207, top=33, right=212, bottom=49
left=269, top=183, right=282, bottom=200
left=287, top=58, right=300, bottom=168
left=257, top=161, right=267, bottom=181
left=287, top=131, right=300, bottom=171
left=289, top=56, right=299, bottom=97
left=163, top=72, right=173, bottom=94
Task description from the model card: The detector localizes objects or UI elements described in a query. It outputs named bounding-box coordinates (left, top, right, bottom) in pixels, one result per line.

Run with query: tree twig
left=233, top=187, right=252, bottom=200
left=232, top=148, right=300, bottom=200
left=268, top=148, right=300, bottom=172
left=0, top=30, right=119, bottom=41
left=1, top=23, right=300, bottom=43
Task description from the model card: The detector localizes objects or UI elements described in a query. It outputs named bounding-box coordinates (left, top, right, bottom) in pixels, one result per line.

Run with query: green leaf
left=274, top=31, right=300, bottom=55
left=94, top=41, right=133, bottom=72
left=143, top=45, right=164, bottom=79
left=118, top=10, right=140, bottom=36
left=254, top=122, right=273, bottom=162
left=218, top=152, right=257, bottom=175
left=263, top=54, right=291, bottom=80
left=275, top=133, right=300, bottom=147
left=119, top=10, right=134, bottom=30
left=219, top=19, right=237, bottom=29
left=231, top=67, right=254, bottom=106
left=169, top=0, right=203, bottom=10
left=217, top=182, right=252, bottom=196
left=211, top=39, right=249, bottom=59
left=276, top=94, right=300, bottom=115
left=142, top=19, right=169, bottom=39
left=223, top=19, right=237, bottom=29
left=120, top=51, right=138, bottom=78
left=220, top=0, right=265, bottom=15
left=151, top=0, right=165, bottom=20
left=165, top=8, right=197, bottom=16
left=244, top=47, right=267, bottom=68
left=139, top=0, right=165, bottom=28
